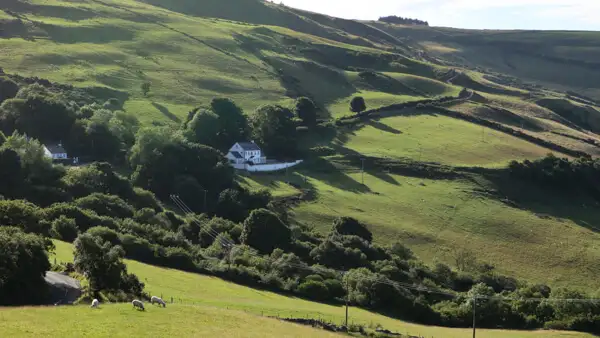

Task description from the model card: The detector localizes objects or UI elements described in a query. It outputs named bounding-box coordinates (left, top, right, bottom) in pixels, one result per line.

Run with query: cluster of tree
left=378, top=16, right=429, bottom=26
left=1, top=150, right=600, bottom=333
left=0, top=83, right=139, bottom=164
left=509, top=154, right=600, bottom=199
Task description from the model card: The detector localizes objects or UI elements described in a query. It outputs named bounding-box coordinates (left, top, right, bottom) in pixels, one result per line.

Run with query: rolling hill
left=3, top=0, right=600, bottom=334
left=21, top=240, right=587, bottom=338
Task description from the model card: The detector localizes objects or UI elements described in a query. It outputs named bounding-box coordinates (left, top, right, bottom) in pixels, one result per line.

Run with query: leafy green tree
left=50, top=215, right=79, bottom=242
left=141, top=82, right=151, bottom=97
left=297, top=280, right=330, bottom=301
left=130, top=127, right=233, bottom=201
left=294, top=97, right=318, bottom=125
left=74, top=193, right=135, bottom=219
left=350, top=96, right=367, bottom=113
left=74, top=233, right=144, bottom=295
left=184, top=109, right=220, bottom=148
left=310, top=238, right=368, bottom=270
left=210, top=98, right=248, bottom=149
left=332, top=216, right=373, bottom=242
left=0, top=94, right=76, bottom=143
left=249, top=105, right=297, bottom=158
left=216, top=188, right=247, bottom=223
left=0, top=148, right=23, bottom=197
left=0, top=199, right=45, bottom=234
left=0, top=77, right=19, bottom=103
left=241, top=208, right=292, bottom=254
left=0, top=227, right=51, bottom=305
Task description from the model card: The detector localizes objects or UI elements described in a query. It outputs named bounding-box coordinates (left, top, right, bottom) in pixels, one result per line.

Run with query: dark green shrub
left=241, top=209, right=292, bottom=254
left=324, top=279, right=346, bottom=299
left=74, top=193, right=134, bottom=219
left=0, top=227, right=51, bottom=305
left=332, top=217, right=373, bottom=243
left=87, top=226, right=121, bottom=246
left=51, top=216, right=79, bottom=242
left=297, top=280, right=330, bottom=301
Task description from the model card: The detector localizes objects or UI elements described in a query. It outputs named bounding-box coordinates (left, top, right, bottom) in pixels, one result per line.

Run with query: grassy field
left=243, top=166, right=600, bottom=291
left=46, top=241, right=592, bottom=338
left=340, top=113, right=555, bottom=167
left=0, top=304, right=342, bottom=337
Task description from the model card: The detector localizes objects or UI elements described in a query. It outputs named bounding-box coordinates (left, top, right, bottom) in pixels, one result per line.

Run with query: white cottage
left=227, top=142, right=266, bottom=169
left=43, top=143, right=68, bottom=161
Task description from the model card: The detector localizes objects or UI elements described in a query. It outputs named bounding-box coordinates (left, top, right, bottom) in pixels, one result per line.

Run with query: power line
left=170, top=195, right=600, bottom=304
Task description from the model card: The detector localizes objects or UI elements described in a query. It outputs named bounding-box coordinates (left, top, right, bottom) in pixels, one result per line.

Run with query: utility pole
left=472, top=295, right=477, bottom=338
left=360, top=158, right=366, bottom=185
left=203, top=189, right=207, bottom=213
left=345, top=273, right=349, bottom=331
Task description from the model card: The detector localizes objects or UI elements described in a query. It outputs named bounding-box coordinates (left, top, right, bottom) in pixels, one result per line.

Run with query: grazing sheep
left=151, top=296, right=166, bottom=308
left=91, top=299, right=99, bottom=308
left=132, top=299, right=145, bottom=311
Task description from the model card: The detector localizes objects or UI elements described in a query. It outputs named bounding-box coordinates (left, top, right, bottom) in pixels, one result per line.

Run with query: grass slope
left=340, top=113, right=554, bottom=167
left=239, top=166, right=600, bottom=291
left=0, top=304, right=342, bottom=337
left=46, top=241, right=591, bottom=338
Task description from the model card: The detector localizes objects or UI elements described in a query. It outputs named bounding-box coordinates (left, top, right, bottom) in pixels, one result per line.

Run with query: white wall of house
left=52, top=153, right=68, bottom=160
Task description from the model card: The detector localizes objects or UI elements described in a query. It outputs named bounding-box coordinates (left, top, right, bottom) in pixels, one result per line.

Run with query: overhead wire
left=170, top=195, right=600, bottom=304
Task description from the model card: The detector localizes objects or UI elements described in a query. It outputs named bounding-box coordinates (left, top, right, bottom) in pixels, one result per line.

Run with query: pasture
left=340, top=114, right=555, bottom=167
left=47, top=241, right=592, bottom=338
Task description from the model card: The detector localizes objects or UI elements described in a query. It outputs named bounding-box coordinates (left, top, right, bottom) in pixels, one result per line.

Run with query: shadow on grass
left=367, top=119, right=403, bottom=134
left=35, top=23, right=136, bottom=44
left=152, top=102, right=180, bottom=122
left=302, top=157, right=372, bottom=194
left=483, top=171, right=600, bottom=232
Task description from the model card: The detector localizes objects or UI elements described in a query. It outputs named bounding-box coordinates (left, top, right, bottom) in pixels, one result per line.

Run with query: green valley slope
left=29, top=240, right=589, bottom=338
left=4, top=0, right=600, bottom=304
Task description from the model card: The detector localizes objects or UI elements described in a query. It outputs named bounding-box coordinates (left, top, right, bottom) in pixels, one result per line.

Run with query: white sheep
left=150, top=296, right=166, bottom=308
left=132, top=299, right=145, bottom=311
left=90, top=299, right=99, bottom=309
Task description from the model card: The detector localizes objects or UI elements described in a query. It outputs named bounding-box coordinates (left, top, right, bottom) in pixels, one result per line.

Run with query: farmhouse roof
left=238, top=142, right=261, bottom=151
left=45, top=144, right=67, bottom=154
left=230, top=151, right=243, bottom=159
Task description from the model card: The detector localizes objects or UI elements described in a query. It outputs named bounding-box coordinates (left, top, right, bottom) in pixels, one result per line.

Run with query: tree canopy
left=241, top=208, right=292, bottom=254
left=350, top=96, right=367, bottom=113
left=130, top=127, right=233, bottom=208
left=294, top=97, right=318, bottom=125
left=0, top=227, right=52, bottom=305
left=184, top=98, right=248, bottom=152
left=249, top=105, right=297, bottom=159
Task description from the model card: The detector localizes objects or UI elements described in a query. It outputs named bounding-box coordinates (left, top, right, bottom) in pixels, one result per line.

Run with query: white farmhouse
left=43, top=143, right=68, bottom=161
left=226, top=141, right=302, bottom=172
left=227, top=142, right=266, bottom=169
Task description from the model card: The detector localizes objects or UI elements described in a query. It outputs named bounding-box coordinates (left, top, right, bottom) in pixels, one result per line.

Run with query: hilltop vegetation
left=2, top=0, right=600, bottom=336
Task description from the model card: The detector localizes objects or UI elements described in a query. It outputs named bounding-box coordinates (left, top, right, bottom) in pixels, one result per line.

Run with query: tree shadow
left=152, top=102, right=180, bottom=122
left=482, top=171, right=600, bottom=232
left=367, top=119, right=403, bottom=134
left=35, top=23, right=135, bottom=44
left=302, top=157, right=372, bottom=194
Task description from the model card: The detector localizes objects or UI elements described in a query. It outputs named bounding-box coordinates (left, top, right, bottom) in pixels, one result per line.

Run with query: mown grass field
left=340, top=113, right=555, bottom=167
left=46, top=241, right=592, bottom=338
left=0, top=304, right=342, bottom=337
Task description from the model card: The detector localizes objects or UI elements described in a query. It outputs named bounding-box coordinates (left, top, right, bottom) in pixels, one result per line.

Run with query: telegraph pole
left=472, top=295, right=477, bottom=338
left=360, top=158, right=366, bottom=185
left=203, top=189, right=207, bottom=213
left=345, top=274, right=349, bottom=331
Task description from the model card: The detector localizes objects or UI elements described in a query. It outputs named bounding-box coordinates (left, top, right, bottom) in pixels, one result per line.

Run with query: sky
left=275, top=0, right=600, bottom=31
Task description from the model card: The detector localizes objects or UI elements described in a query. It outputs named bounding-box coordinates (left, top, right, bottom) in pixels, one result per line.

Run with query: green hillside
left=42, top=241, right=591, bottom=338
left=3, top=0, right=600, bottom=336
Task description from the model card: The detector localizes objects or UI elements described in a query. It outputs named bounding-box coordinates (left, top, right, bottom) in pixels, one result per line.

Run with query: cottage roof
left=45, top=144, right=67, bottom=154
left=238, top=142, right=261, bottom=151
left=230, top=151, right=243, bottom=159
